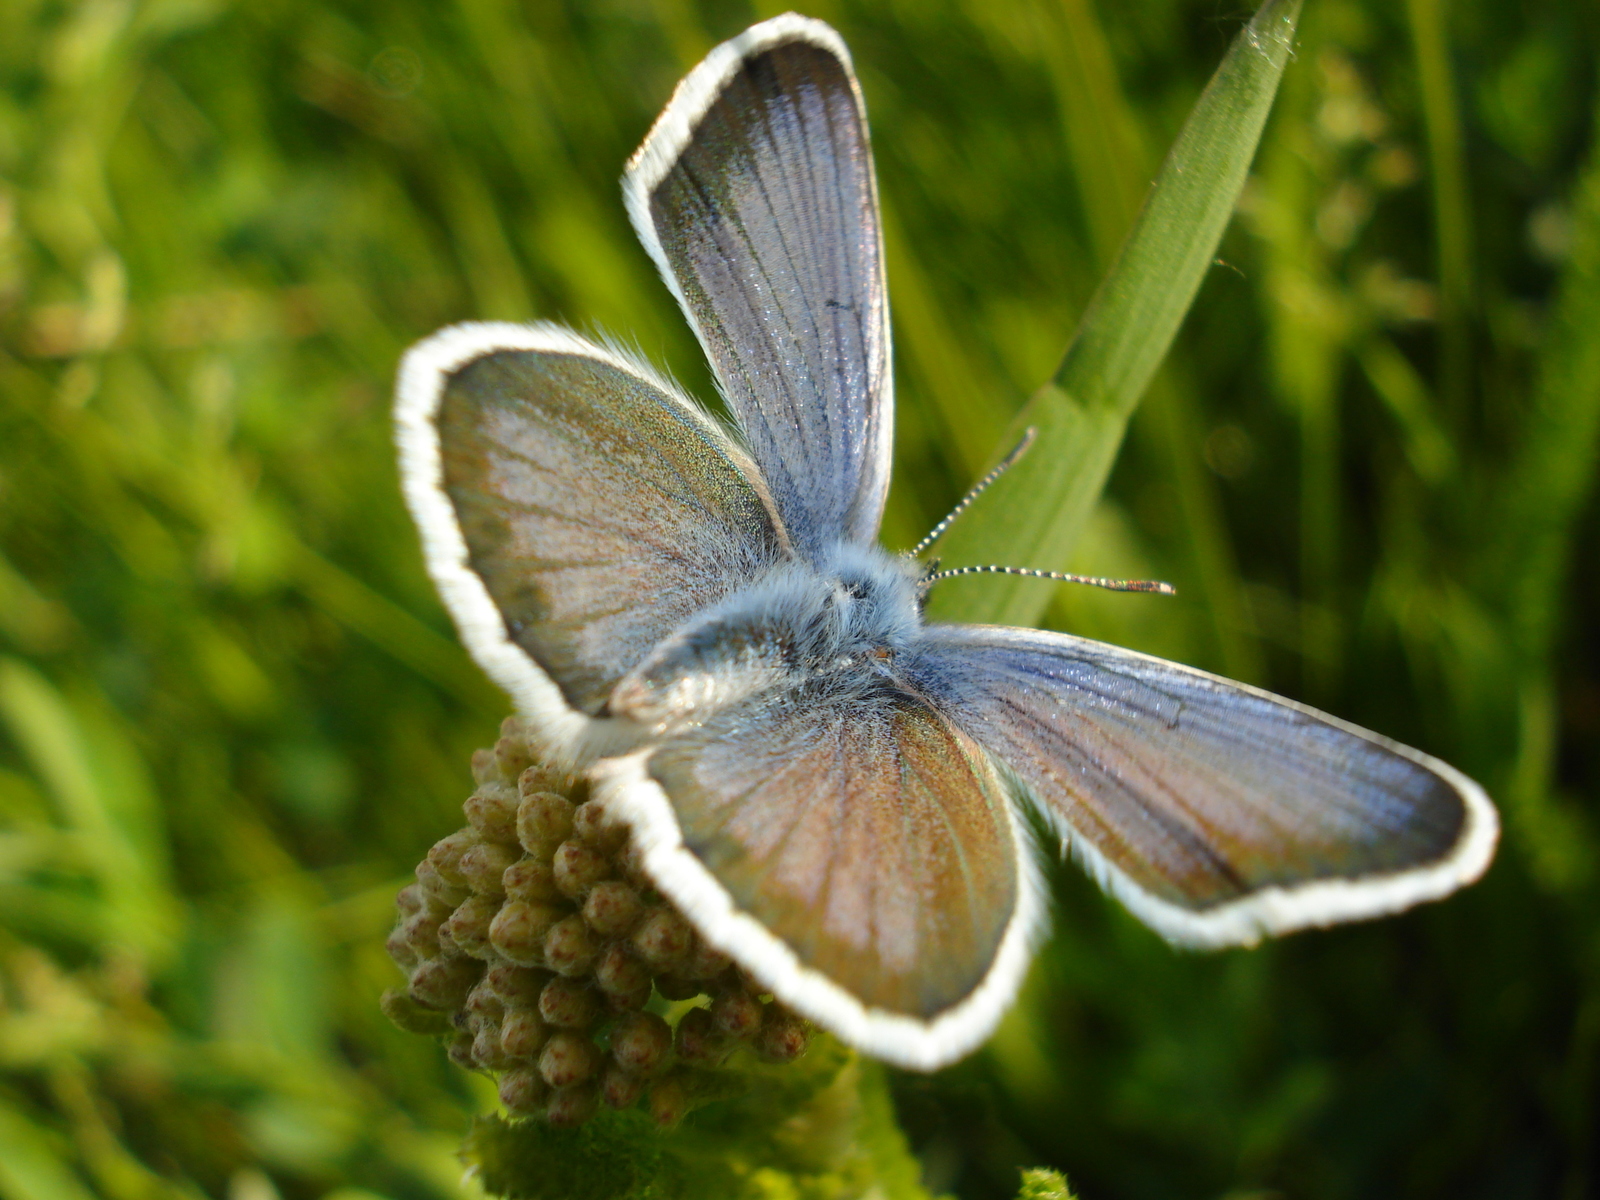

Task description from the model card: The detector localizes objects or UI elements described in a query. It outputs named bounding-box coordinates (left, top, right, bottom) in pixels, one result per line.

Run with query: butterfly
left=395, top=14, right=1498, bottom=1071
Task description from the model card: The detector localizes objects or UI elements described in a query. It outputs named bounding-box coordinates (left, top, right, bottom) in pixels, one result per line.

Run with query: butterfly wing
left=624, top=16, right=892, bottom=556
left=596, top=673, right=1040, bottom=1071
left=906, top=625, right=1498, bottom=947
left=395, top=322, right=789, bottom=754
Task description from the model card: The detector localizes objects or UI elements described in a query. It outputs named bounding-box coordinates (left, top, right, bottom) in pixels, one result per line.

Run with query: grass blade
left=927, top=0, right=1303, bottom=627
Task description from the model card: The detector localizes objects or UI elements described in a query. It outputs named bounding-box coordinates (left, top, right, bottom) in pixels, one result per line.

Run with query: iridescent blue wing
left=396, top=323, right=788, bottom=753
left=623, top=16, right=892, bottom=557
left=597, top=672, right=1039, bottom=1072
left=906, top=625, right=1498, bottom=947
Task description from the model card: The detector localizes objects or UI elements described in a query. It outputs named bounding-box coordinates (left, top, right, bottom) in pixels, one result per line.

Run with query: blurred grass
left=0, top=2, right=1596, bottom=1199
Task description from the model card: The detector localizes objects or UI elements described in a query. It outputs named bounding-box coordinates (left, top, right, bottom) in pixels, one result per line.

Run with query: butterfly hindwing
left=597, top=672, right=1040, bottom=1071
left=906, top=625, right=1498, bottom=947
left=624, top=16, right=892, bottom=556
left=397, top=323, right=788, bottom=744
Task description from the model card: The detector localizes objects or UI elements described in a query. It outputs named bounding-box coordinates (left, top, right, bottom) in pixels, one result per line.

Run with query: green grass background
left=1, top=0, right=1596, bottom=1197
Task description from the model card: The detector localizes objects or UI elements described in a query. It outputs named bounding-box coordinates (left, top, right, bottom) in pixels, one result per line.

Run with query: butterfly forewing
left=625, top=19, right=892, bottom=555
left=416, top=326, right=786, bottom=716
left=908, top=626, right=1497, bottom=946
left=640, top=675, right=1023, bottom=1023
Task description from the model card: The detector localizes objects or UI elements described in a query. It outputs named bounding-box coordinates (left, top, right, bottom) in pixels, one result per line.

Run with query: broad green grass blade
left=927, top=0, right=1303, bottom=628
left=1405, top=0, right=1475, bottom=422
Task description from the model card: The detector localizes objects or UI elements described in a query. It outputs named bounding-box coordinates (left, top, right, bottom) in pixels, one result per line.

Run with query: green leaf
left=926, top=0, right=1303, bottom=628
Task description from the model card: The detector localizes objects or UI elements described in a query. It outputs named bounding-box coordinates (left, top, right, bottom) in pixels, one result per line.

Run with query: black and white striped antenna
left=908, top=428, right=1038, bottom=560
left=911, top=426, right=1175, bottom=596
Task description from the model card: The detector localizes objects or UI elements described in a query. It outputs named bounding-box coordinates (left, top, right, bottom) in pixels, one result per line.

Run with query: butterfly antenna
left=908, top=427, right=1038, bottom=560
left=921, top=564, right=1176, bottom=595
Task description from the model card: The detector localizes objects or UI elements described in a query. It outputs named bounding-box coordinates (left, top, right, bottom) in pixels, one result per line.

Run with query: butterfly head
left=817, top=540, right=924, bottom=664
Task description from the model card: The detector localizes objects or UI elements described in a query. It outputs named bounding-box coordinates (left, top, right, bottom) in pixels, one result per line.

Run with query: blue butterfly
left=396, top=14, right=1497, bottom=1070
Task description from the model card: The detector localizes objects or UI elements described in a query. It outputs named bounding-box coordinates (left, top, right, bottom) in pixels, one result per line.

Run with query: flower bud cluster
left=383, top=718, right=810, bottom=1127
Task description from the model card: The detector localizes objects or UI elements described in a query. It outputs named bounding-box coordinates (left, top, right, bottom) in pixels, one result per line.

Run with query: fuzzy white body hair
left=608, top=540, right=925, bottom=733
